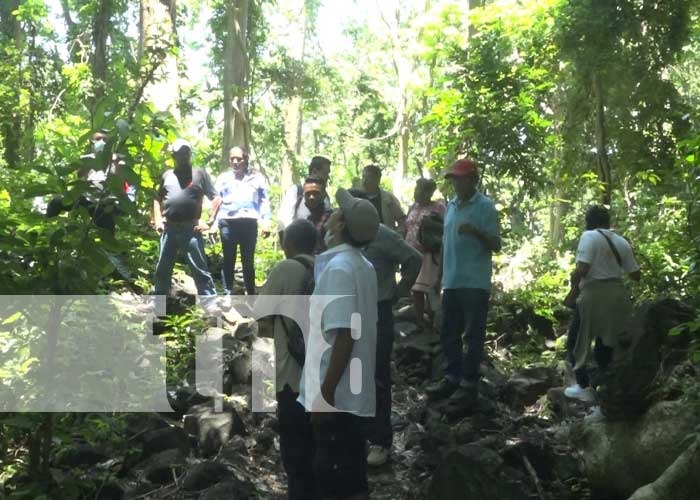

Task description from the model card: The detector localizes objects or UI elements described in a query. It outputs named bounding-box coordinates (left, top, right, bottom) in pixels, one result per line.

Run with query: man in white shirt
left=564, top=205, right=641, bottom=409
left=298, top=188, right=379, bottom=500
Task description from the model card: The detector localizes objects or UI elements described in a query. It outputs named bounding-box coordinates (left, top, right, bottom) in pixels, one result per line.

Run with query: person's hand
left=260, top=222, right=272, bottom=239
left=194, top=220, right=209, bottom=234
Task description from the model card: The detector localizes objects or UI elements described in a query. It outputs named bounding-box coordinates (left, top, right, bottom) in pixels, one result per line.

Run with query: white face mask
left=92, top=139, right=106, bottom=154
left=323, top=229, right=336, bottom=248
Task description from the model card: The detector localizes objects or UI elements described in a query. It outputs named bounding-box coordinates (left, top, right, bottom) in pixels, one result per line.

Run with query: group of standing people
left=150, top=138, right=640, bottom=498
left=251, top=156, right=502, bottom=500
left=150, top=140, right=503, bottom=499
left=152, top=141, right=270, bottom=297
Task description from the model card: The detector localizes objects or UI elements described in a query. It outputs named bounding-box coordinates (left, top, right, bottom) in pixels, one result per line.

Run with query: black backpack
left=279, top=256, right=315, bottom=367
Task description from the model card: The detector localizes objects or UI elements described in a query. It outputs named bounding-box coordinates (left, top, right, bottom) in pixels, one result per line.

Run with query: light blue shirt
left=214, top=170, right=270, bottom=222
left=442, top=192, right=500, bottom=291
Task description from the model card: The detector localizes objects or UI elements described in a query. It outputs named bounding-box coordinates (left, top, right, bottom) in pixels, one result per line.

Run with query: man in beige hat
left=297, top=188, right=379, bottom=500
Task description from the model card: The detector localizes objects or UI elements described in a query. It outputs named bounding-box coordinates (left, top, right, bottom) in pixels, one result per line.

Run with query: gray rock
left=453, top=420, right=477, bottom=444
left=140, top=426, right=190, bottom=459
left=505, top=366, right=558, bottom=409
left=199, top=480, right=252, bottom=500
left=54, top=443, right=108, bottom=468
left=394, top=321, right=418, bottom=336
left=142, top=448, right=186, bottom=484
left=546, top=387, right=580, bottom=419
left=95, top=481, right=124, bottom=500
left=183, top=402, right=247, bottom=457
left=428, top=445, right=527, bottom=500
left=124, top=481, right=157, bottom=499
left=182, top=461, right=232, bottom=491
left=169, top=385, right=213, bottom=414
left=394, top=304, right=416, bottom=322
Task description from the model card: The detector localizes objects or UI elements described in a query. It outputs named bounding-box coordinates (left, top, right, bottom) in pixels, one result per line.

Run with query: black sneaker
left=426, top=378, right=459, bottom=400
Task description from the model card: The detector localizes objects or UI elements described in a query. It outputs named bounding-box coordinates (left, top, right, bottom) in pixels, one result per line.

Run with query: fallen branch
left=522, top=453, right=547, bottom=500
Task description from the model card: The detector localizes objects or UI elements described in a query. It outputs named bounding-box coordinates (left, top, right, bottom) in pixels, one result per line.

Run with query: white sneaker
left=564, top=384, right=596, bottom=403
left=584, top=405, right=605, bottom=422
left=367, top=445, right=390, bottom=467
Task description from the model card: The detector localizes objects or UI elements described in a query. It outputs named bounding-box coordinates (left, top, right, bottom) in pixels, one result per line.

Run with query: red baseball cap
left=444, top=158, right=479, bottom=178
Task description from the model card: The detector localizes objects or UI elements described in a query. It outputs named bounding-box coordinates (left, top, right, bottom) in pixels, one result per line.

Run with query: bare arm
left=153, top=199, right=164, bottom=231
left=570, top=261, right=591, bottom=289
left=396, top=242, right=422, bottom=298
left=208, top=196, right=222, bottom=224
left=320, top=328, right=355, bottom=408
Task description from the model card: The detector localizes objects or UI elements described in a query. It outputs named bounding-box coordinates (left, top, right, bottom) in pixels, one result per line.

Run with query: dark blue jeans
left=219, top=218, right=257, bottom=294
left=370, top=300, right=394, bottom=447
left=153, top=222, right=216, bottom=296
left=441, top=288, right=490, bottom=382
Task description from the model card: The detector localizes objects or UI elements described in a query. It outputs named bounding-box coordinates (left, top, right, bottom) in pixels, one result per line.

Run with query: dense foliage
left=0, top=0, right=698, bottom=497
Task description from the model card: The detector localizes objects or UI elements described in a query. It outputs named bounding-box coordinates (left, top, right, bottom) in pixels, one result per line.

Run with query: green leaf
left=1, top=312, right=23, bottom=325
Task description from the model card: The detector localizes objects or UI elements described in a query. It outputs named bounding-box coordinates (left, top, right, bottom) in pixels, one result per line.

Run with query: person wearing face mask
left=208, top=146, right=271, bottom=295
left=298, top=188, right=379, bottom=500
left=152, top=139, right=218, bottom=296
left=46, top=129, right=134, bottom=233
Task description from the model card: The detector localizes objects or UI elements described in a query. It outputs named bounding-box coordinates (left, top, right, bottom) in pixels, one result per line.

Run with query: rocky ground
left=107, top=293, right=597, bottom=500
left=18, top=284, right=697, bottom=500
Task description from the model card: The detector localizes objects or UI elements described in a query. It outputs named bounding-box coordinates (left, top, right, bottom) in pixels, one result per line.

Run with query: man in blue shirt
left=426, top=158, right=501, bottom=406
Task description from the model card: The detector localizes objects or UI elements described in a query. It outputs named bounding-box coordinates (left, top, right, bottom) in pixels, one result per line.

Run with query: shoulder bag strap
left=596, top=229, right=623, bottom=268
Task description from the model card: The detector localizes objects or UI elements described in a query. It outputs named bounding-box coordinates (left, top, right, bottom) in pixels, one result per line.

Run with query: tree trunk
left=467, top=0, right=485, bottom=40
left=549, top=188, right=566, bottom=253
left=0, top=0, right=22, bottom=169
left=92, top=0, right=111, bottom=101
left=627, top=433, right=700, bottom=500
left=139, top=0, right=179, bottom=116
left=222, top=0, right=250, bottom=169
left=593, top=71, right=612, bottom=206
left=59, top=0, right=87, bottom=64
left=280, top=0, right=307, bottom=190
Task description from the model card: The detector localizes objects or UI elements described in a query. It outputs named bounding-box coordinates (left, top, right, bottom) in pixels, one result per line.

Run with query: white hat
left=169, top=138, right=192, bottom=153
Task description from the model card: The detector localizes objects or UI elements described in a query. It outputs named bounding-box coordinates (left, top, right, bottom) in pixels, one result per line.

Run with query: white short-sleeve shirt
left=576, top=229, right=639, bottom=289
left=298, top=244, right=378, bottom=417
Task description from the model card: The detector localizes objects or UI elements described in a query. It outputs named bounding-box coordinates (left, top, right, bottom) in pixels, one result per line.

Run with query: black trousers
left=219, top=218, right=257, bottom=294
left=277, top=385, right=319, bottom=500
left=370, top=300, right=395, bottom=447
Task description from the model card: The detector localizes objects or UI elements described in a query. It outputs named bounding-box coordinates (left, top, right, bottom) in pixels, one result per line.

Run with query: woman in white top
left=564, top=205, right=641, bottom=404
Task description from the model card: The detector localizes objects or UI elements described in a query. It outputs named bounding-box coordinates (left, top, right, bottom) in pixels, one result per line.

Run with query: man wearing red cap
left=426, top=158, right=501, bottom=406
